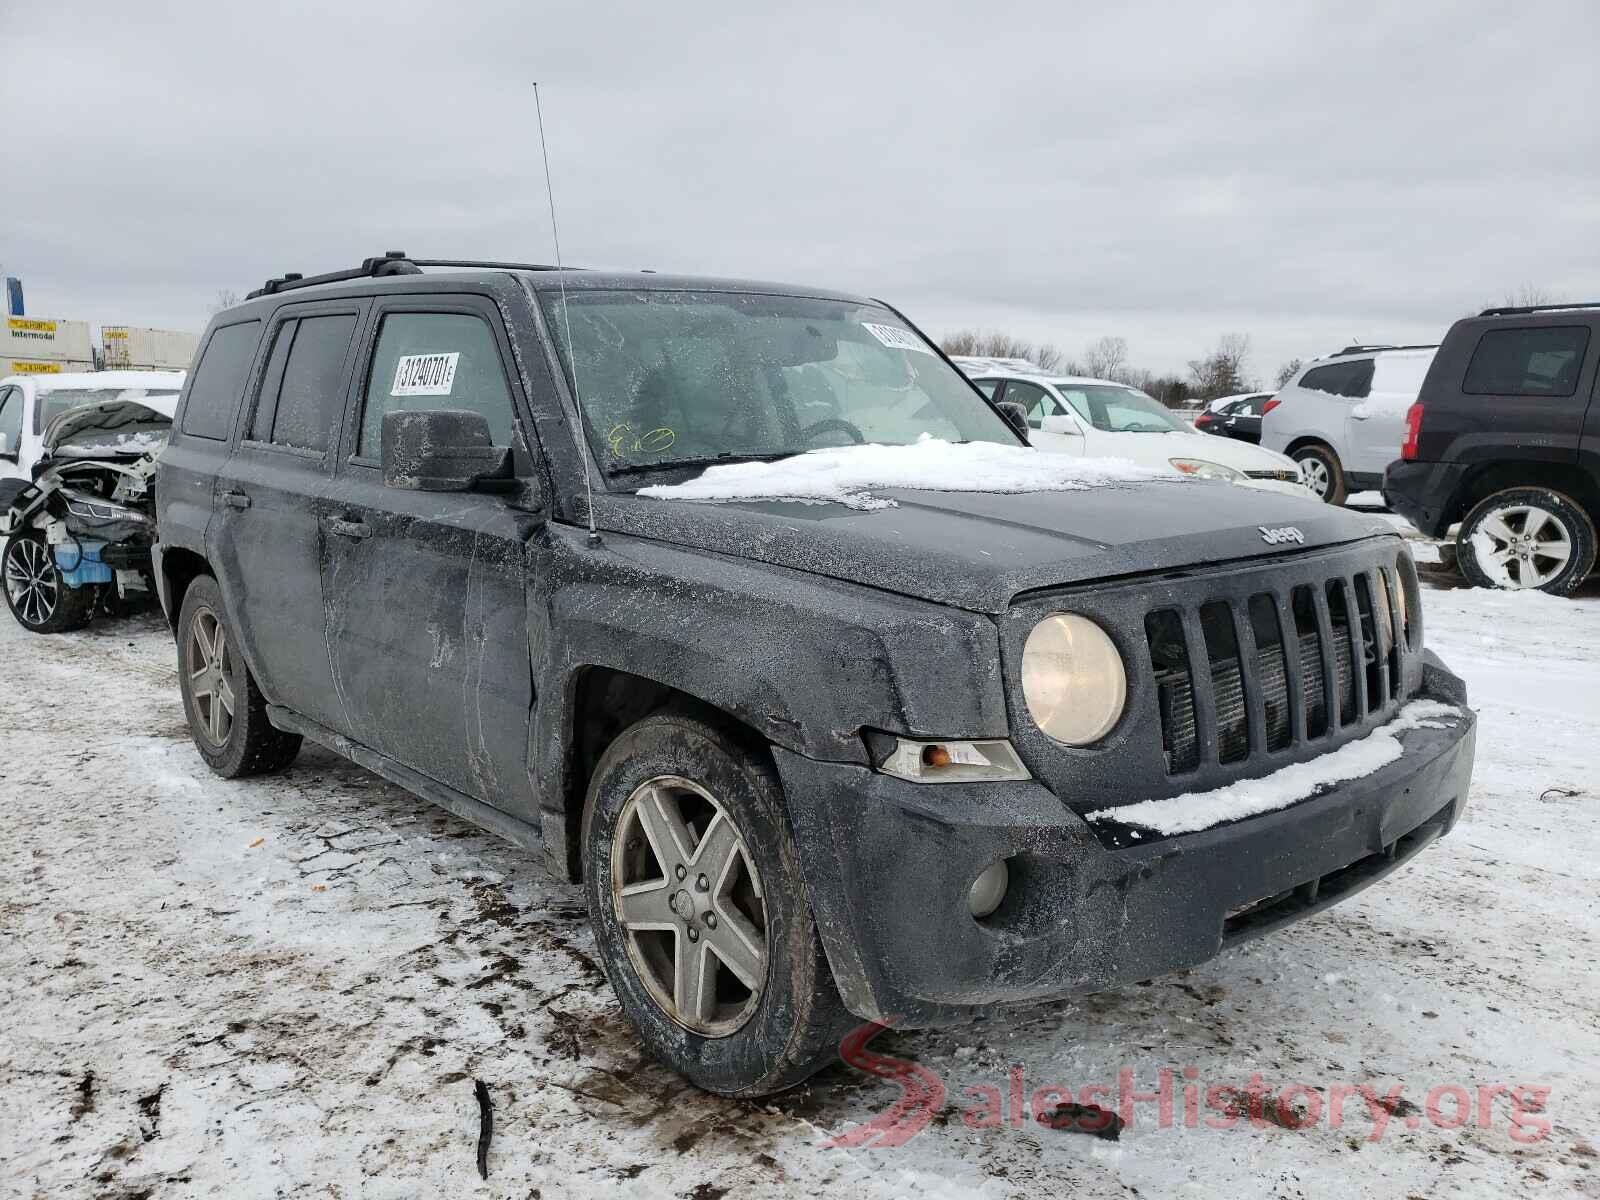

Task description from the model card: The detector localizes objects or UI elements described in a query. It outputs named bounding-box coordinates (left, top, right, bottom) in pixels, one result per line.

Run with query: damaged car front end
left=2, top=396, right=171, bottom=633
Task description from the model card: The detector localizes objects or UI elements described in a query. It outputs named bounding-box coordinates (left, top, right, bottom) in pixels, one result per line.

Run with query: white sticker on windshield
left=861, top=322, right=933, bottom=354
left=390, top=352, right=460, bottom=396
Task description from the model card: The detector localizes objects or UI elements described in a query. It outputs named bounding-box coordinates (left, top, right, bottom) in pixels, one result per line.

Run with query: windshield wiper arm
left=607, top=451, right=797, bottom=476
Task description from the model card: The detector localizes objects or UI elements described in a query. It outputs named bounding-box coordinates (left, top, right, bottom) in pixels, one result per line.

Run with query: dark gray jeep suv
left=154, top=254, right=1476, bottom=1095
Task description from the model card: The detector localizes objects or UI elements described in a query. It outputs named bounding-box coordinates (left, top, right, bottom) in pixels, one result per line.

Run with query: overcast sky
left=4, top=0, right=1596, bottom=380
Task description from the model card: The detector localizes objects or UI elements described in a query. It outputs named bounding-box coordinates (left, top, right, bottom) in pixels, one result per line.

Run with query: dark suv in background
left=1385, top=302, right=1600, bottom=594
left=153, top=253, right=1475, bottom=1096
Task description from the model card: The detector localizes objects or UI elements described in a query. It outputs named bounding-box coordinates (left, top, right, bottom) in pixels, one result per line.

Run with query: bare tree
left=1082, top=335, right=1129, bottom=381
left=1187, top=333, right=1253, bottom=400
left=940, top=328, right=1069, bottom=372
left=209, top=288, right=240, bottom=315
left=1274, top=358, right=1303, bottom=388
left=1469, top=284, right=1568, bottom=317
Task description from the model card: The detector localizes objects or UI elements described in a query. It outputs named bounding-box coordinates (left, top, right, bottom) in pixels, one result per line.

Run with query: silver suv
left=1261, top=345, right=1436, bottom=504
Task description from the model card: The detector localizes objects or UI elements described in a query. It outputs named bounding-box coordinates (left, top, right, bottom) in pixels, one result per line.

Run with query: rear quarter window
left=1462, top=326, right=1590, bottom=397
left=1298, top=359, right=1374, bottom=398
left=181, top=321, right=261, bottom=440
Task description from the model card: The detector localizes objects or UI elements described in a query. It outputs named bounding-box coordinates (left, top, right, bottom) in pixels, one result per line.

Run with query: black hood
left=594, top=479, right=1394, bottom=613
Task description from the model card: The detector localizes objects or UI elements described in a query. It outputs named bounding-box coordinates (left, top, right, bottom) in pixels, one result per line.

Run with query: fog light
left=967, top=859, right=1009, bottom=919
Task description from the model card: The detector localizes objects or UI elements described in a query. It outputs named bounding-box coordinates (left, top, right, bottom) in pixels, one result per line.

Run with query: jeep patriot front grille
left=1145, top=567, right=1403, bottom=775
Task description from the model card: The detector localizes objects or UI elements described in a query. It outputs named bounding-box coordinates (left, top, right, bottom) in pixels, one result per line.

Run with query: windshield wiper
left=607, top=450, right=797, bottom=476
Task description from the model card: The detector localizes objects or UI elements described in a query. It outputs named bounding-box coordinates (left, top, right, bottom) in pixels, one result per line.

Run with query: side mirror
left=1040, top=413, right=1083, bottom=436
left=995, top=400, right=1029, bottom=439
left=0, top=433, right=15, bottom=462
left=381, top=409, right=511, bottom=492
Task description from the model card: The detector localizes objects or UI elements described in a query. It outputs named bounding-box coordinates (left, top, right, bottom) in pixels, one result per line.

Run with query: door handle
left=328, top=517, right=372, bottom=540
left=222, top=490, right=251, bottom=509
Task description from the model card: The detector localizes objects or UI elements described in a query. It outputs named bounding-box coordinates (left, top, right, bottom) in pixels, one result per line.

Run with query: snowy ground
left=3, top=558, right=1598, bottom=1198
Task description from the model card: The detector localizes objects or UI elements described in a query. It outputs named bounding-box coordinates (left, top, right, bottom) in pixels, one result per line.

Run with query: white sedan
left=954, top=359, right=1310, bottom=498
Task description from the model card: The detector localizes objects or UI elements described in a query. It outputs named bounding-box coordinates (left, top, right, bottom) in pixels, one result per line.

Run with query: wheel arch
left=558, top=665, right=774, bottom=883
left=1284, top=435, right=1341, bottom=462
left=157, top=546, right=214, bottom=632
left=1451, top=461, right=1600, bottom=531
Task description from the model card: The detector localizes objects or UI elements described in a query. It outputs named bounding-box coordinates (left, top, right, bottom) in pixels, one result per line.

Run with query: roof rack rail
left=1329, top=342, right=1439, bottom=357
left=245, top=251, right=571, bottom=299
left=1477, top=301, right=1600, bottom=316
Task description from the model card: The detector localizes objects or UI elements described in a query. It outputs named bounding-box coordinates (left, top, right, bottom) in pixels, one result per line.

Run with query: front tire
left=177, top=574, right=302, bottom=777
left=582, top=711, right=851, bottom=1097
left=1456, top=487, right=1596, bottom=595
left=1291, top=443, right=1347, bottom=505
left=2, top=531, right=95, bottom=634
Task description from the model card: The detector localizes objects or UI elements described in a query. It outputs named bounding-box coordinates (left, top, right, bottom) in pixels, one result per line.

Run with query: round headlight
left=1021, top=613, right=1127, bottom=745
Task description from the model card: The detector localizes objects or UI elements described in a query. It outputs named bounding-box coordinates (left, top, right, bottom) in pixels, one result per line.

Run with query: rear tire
left=582, top=711, right=852, bottom=1097
left=1291, top=443, right=1347, bottom=506
left=177, top=574, right=302, bottom=777
left=2, top=531, right=95, bottom=634
left=1456, top=487, right=1596, bottom=596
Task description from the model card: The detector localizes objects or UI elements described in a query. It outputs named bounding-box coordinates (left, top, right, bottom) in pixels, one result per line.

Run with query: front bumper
left=778, top=667, right=1476, bottom=1027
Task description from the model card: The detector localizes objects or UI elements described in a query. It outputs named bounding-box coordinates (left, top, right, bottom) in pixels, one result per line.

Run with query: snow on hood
left=638, top=436, right=1178, bottom=511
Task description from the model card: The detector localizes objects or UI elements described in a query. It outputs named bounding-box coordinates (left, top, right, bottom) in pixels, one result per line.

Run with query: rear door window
left=259, top=314, right=358, bottom=452
left=1462, top=326, right=1590, bottom=396
left=1298, top=359, right=1374, bottom=398
left=358, top=312, right=516, bottom=458
left=182, top=321, right=261, bottom=440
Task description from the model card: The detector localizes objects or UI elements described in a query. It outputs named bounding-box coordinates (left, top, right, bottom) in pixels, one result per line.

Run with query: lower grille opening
left=1222, top=800, right=1454, bottom=942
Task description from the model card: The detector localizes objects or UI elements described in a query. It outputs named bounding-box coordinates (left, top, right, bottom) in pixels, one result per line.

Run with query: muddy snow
left=3, top=572, right=1598, bottom=1198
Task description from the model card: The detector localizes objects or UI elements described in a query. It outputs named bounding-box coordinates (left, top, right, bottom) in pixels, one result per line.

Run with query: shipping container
left=0, top=316, right=94, bottom=366
left=100, top=326, right=200, bottom=371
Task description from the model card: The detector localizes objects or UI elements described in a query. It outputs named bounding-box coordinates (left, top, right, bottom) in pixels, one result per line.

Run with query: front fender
left=528, top=523, right=1008, bottom=871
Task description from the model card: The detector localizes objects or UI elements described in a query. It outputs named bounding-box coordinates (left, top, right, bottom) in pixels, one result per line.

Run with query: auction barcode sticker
left=391, top=352, right=460, bottom=396
left=861, top=322, right=932, bottom=354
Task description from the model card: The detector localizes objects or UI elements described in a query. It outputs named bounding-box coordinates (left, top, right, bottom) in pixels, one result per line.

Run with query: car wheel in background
left=582, top=711, right=851, bottom=1097
left=177, top=574, right=302, bottom=777
left=2, top=531, right=95, bottom=634
left=1291, top=444, right=1347, bottom=506
left=1456, top=487, right=1596, bottom=596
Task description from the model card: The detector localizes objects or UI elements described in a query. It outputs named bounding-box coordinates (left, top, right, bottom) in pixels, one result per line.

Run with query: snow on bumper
left=776, top=688, right=1475, bottom=1027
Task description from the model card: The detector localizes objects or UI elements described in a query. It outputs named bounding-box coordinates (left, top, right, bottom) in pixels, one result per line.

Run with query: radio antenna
left=533, top=81, right=600, bottom=546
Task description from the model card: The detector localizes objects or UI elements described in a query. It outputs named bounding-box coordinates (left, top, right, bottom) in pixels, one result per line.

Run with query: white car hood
left=42, top=395, right=178, bottom=455
left=1035, top=427, right=1299, bottom=475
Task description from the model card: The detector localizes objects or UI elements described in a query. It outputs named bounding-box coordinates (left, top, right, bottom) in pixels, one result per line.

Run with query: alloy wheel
left=611, top=775, right=768, bottom=1037
left=187, top=606, right=236, bottom=746
left=4, top=538, right=58, bottom=627
left=1470, top=505, right=1573, bottom=590
left=1298, top=455, right=1331, bottom=500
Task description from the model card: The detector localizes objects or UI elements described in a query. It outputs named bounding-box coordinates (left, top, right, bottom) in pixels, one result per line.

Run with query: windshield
left=1056, top=385, right=1189, bottom=434
left=540, top=290, right=1018, bottom=473
left=35, top=387, right=179, bottom=434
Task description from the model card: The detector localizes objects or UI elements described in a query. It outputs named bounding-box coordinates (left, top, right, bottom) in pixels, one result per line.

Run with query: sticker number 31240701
left=391, top=352, right=460, bottom=396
